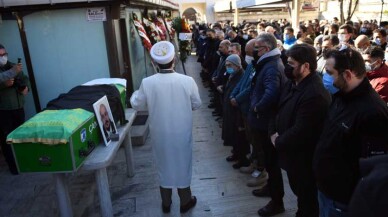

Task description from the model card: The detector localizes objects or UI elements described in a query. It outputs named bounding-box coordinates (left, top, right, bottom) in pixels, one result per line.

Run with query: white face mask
left=245, top=55, right=254, bottom=64
left=365, top=63, right=372, bottom=72
left=375, top=38, right=381, bottom=46
left=243, top=35, right=249, bottom=40
left=338, top=33, right=346, bottom=43
left=0, top=56, right=7, bottom=66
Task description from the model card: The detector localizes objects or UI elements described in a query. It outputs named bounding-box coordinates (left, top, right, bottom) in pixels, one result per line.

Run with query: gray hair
left=215, top=30, right=225, bottom=39
left=256, top=32, right=277, bottom=50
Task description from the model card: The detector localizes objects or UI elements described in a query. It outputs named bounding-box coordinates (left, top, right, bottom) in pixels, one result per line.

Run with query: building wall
left=0, top=8, right=110, bottom=117
left=180, top=3, right=206, bottom=23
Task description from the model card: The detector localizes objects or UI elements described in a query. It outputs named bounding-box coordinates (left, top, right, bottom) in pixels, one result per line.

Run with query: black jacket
left=248, top=54, right=286, bottom=131
left=270, top=72, right=331, bottom=171
left=349, top=155, right=388, bottom=217
left=313, top=78, right=388, bottom=204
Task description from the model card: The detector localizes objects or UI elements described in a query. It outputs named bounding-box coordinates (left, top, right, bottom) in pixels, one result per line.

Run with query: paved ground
left=0, top=55, right=297, bottom=217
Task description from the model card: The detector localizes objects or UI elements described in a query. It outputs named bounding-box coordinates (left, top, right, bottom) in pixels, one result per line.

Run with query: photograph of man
left=99, top=103, right=116, bottom=144
left=93, top=96, right=117, bottom=145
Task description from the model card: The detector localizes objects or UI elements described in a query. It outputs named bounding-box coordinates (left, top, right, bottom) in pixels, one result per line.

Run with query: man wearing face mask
left=228, top=30, right=246, bottom=58
left=355, top=34, right=372, bottom=54
left=269, top=44, right=331, bottom=217
left=338, top=24, right=354, bottom=46
left=283, top=27, right=297, bottom=50
left=247, top=33, right=287, bottom=216
left=0, top=44, right=30, bottom=175
left=372, top=29, right=387, bottom=50
left=222, top=54, right=250, bottom=169
left=364, top=47, right=388, bottom=103
left=313, top=47, right=388, bottom=217
left=229, top=39, right=269, bottom=186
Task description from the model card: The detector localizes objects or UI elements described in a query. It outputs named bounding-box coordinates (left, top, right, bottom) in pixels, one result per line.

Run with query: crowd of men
left=193, top=18, right=388, bottom=217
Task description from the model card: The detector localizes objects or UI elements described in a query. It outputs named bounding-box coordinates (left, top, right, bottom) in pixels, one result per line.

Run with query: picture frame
left=93, top=96, right=117, bottom=146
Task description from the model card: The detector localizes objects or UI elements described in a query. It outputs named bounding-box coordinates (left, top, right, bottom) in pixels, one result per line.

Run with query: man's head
left=325, top=47, right=366, bottom=93
left=373, top=29, right=387, bottom=46
left=364, top=46, right=385, bottom=72
left=322, top=34, right=340, bottom=54
left=257, top=23, right=266, bottom=33
left=206, top=29, right=216, bottom=39
left=225, top=54, right=242, bottom=74
left=150, top=41, right=175, bottom=69
left=284, top=27, right=295, bottom=41
left=338, top=24, right=353, bottom=43
left=229, top=43, right=241, bottom=55
left=355, top=35, right=371, bottom=53
left=329, top=24, right=339, bottom=35
left=285, top=44, right=317, bottom=83
left=0, top=44, right=8, bottom=66
left=228, top=30, right=237, bottom=40
left=245, top=39, right=256, bottom=63
left=219, top=40, right=231, bottom=55
left=249, top=30, right=258, bottom=39
left=254, top=32, right=277, bottom=60
left=297, top=25, right=307, bottom=39
left=100, top=104, right=111, bottom=131
left=215, top=30, right=225, bottom=40
left=265, top=26, right=275, bottom=35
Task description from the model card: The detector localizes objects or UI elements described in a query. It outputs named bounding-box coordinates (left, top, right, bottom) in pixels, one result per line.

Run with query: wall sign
left=86, top=8, right=107, bottom=22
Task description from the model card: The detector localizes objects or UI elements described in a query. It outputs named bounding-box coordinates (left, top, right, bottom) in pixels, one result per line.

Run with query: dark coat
left=313, top=78, right=388, bottom=204
left=248, top=54, right=286, bottom=131
left=222, top=69, right=244, bottom=144
left=269, top=72, right=331, bottom=172
left=349, top=155, right=388, bottom=217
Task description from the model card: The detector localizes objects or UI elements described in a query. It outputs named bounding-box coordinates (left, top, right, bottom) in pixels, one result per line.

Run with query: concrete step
left=131, top=111, right=149, bottom=146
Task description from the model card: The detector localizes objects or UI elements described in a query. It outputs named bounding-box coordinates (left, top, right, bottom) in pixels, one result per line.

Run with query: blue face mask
left=226, top=67, right=235, bottom=74
left=323, top=72, right=339, bottom=94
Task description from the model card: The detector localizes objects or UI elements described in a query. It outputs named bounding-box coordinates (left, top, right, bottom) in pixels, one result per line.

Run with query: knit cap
left=226, top=54, right=241, bottom=68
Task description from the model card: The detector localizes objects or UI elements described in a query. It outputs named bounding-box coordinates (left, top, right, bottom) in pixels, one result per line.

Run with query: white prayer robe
left=130, top=72, right=201, bottom=188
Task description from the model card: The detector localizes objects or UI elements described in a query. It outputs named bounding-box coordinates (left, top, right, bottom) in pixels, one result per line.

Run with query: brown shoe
left=180, top=196, right=197, bottom=213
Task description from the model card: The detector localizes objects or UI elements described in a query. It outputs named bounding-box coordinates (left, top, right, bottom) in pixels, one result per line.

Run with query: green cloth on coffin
left=7, top=109, right=94, bottom=145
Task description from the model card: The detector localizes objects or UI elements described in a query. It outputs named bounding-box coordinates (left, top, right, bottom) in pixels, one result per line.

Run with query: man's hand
left=4, top=79, right=14, bottom=87
left=217, top=85, right=223, bottom=93
left=21, top=86, right=28, bottom=95
left=230, top=98, right=238, bottom=107
left=270, top=132, right=279, bottom=147
left=12, top=63, right=22, bottom=74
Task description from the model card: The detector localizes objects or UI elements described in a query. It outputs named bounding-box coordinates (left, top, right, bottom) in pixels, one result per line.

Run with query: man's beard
left=333, top=73, right=348, bottom=92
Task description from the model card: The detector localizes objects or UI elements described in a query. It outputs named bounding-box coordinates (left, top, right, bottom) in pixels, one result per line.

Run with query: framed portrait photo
left=93, top=96, right=117, bottom=146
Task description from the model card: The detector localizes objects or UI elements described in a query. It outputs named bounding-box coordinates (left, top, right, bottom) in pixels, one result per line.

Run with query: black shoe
left=252, top=185, right=270, bottom=197
left=257, top=200, right=285, bottom=217
left=162, top=202, right=171, bottom=213
left=232, top=160, right=250, bottom=169
left=208, top=103, right=217, bottom=108
left=226, top=155, right=238, bottom=162
left=180, top=196, right=197, bottom=213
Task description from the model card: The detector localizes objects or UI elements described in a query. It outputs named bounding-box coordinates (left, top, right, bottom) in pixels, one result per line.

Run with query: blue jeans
left=318, top=190, right=348, bottom=217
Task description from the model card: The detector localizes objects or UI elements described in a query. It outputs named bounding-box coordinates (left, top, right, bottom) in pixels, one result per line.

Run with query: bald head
left=355, top=35, right=371, bottom=50
left=220, top=40, right=231, bottom=47
left=265, top=26, right=275, bottom=34
left=219, top=40, right=231, bottom=55
left=245, top=39, right=256, bottom=56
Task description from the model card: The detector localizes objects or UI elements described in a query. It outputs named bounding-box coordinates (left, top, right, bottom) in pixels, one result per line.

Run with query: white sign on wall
left=86, top=8, right=107, bottom=22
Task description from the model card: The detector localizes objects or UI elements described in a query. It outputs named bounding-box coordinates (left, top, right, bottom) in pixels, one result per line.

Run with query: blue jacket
left=230, top=63, right=256, bottom=115
left=248, top=53, right=286, bottom=130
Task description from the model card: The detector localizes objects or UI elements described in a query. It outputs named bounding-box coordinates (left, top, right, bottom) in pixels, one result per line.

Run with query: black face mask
left=284, top=64, right=295, bottom=80
left=253, top=48, right=260, bottom=62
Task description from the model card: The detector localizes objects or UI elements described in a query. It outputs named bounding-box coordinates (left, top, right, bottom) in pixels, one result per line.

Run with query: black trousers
left=159, top=186, right=192, bottom=207
left=286, top=163, right=319, bottom=217
left=0, top=108, right=25, bottom=174
left=261, top=130, right=284, bottom=203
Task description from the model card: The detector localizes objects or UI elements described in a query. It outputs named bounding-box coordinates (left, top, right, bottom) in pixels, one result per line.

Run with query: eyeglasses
left=0, top=53, right=8, bottom=57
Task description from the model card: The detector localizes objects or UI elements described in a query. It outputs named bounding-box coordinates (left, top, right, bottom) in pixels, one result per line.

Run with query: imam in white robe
left=130, top=71, right=201, bottom=188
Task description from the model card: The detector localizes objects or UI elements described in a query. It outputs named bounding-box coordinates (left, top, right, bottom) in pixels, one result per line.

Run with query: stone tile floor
left=0, top=56, right=297, bottom=217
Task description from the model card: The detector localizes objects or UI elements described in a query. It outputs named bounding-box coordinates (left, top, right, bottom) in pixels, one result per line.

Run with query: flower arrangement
left=171, top=17, right=192, bottom=63
left=132, top=13, right=152, bottom=51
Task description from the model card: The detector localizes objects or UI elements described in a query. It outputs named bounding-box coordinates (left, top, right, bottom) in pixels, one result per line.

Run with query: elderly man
left=314, top=47, right=388, bottom=217
left=228, top=43, right=247, bottom=69
left=99, top=104, right=116, bottom=144
left=0, top=44, right=29, bottom=175
left=222, top=54, right=249, bottom=168
left=130, top=41, right=202, bottom=214
left=247, top=33, right=287, bottom=216
left=270, top=44, right=331, bottom=217
left=355, top=34, right=372, bottom=54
